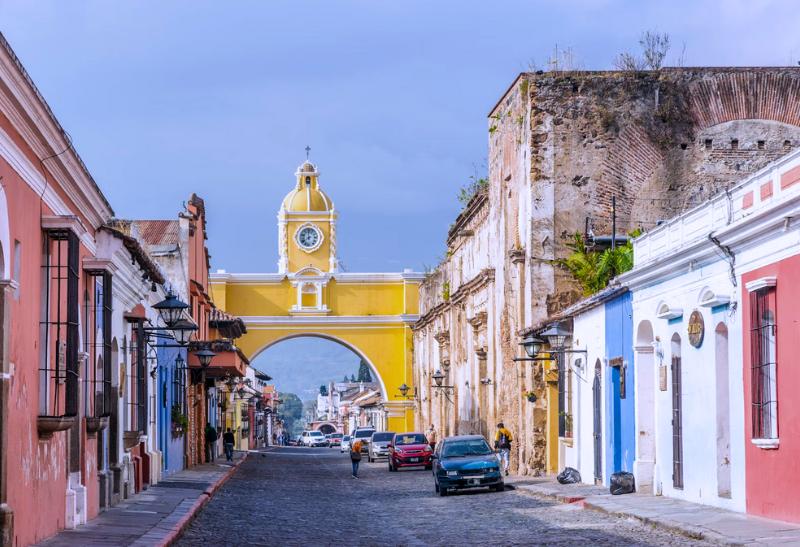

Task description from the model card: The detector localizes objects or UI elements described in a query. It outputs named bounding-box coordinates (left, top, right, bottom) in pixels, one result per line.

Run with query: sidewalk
left=37, top=452, right=248, bottom=547
left=507, top=476, right=800, bottom=545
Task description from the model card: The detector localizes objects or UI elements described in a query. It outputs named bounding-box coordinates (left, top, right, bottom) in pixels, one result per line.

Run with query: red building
left=742, top=256, right=800, bottom=523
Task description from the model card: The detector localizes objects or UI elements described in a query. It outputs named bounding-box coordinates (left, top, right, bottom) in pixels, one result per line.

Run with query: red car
left=388, top=432, right=433, bottom=471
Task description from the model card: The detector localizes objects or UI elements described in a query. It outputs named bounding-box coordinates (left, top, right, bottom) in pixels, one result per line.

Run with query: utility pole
left=611, top=195, right=617, bottom=250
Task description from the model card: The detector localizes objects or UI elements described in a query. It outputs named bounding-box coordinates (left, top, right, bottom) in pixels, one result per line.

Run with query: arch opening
left=250, top=334, right=387, bottom=439
left=634, top=320, right=655, bottom=493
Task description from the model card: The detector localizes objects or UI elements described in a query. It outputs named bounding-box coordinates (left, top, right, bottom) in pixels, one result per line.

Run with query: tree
left=319, top=384, right=328, bottom=396
left=357, top=360, right=373, bottom=383
left=342, top=375, right=349, bottom=382
left=277, top=393, right=304, bottom=435
left=614, top=31, right=671, bottom=72
left=350, top=374, right=356, bottom=383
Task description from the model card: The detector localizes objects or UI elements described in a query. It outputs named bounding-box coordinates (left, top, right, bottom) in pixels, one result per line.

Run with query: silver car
left=339, top=435, right=352, bottom=453
left=368, top=431, right=395, bottom=462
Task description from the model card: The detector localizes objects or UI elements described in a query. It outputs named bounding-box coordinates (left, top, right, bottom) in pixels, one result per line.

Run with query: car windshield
left=331, top=434, right=343, bottom=438
left=372, top=433, right=394, bottom=442
left=395, top=434, right=426, bottom=445
left=309, top=431, right=324, bottom=437
left=342, top=436, right=351, bottom=441
left=355, top=430, right=375, bottom=439
left=442, top=439, right=493, bottom=458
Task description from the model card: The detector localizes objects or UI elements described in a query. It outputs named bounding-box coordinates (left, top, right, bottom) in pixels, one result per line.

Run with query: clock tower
left=277, top=160, right=338, bottom=275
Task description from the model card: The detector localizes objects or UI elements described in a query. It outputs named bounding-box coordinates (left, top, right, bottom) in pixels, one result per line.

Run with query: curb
left=514, top=486, right=729, bottom=545
left=158, top=453, right=248, bottom=547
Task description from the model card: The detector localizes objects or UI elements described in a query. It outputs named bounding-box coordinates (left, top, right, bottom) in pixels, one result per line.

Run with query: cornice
left=209, top=271, right=425, bottom=284
left=0, top=38, right=113, bottom=225
left=241, top=314, right=419, bottom=326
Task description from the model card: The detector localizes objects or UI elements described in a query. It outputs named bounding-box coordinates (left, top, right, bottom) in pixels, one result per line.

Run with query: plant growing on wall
left=561, top=229, right=640, bottom=296
left=171, top=403, right=189, bottom=436
left=442, top=281, right=451, bottom=302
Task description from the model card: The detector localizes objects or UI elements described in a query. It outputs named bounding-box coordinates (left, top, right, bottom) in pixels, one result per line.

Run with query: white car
left=301, top=430, right=328, bottom=447
left=340, top=435, right=352, bottom=453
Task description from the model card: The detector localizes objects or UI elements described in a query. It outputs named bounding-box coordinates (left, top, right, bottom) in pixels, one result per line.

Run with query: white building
left=619, top=146, right=800, bottom=513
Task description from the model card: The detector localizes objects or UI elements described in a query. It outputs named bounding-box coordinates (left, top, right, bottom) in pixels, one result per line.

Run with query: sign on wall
left=687, top=310, right=705, bottom=348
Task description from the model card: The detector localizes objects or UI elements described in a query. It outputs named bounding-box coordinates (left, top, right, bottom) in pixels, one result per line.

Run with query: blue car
left=431, top=435, right=504, bottom=496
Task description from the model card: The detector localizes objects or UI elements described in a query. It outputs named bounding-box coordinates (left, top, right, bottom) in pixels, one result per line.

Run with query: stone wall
left=414, top=67, right=800, bottom=476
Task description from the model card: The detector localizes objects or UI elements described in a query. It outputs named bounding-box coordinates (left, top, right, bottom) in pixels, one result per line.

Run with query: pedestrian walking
left=223, top=427, right=235, bottom=462
left=426, top=424, right=437, bottom=451
left=205, top=423, right=218, bottom=462
left=494, top=422, right=513, bottom=476
left=350, top=438, right=363, bottom=478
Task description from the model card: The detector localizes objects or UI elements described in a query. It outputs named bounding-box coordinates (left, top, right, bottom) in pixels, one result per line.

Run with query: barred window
left=83, top=271, right=112, bottom=418
left=38, top=229, right=79, bottom=417
left=557, top=355, right=573, bottom=438
left=750, top=287, right=778, bottom=440
left=127, top=320, right=147, bottom=433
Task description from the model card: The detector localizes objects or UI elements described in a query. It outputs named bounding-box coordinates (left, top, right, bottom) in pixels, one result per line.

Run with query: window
left=38, top=229, right=79, bottom=417
left=750, top=287, right=778, bottom=440
left=127, top=320, right=147, bottom=433
left=557, top=355, right=573, bottom=438
left=83, top=271, right=112, bottom=418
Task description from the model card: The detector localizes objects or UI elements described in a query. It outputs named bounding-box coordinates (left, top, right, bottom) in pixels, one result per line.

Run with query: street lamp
left=431, top=370, right=445, bottom=387
left=195, top=348, right=216, bottom=368
left=397, top=383, right=416, bottom=400
left=541, top=323, right=571, bottom=350
left=170, top=318, right=198, bottom=346
left=521, top=335, right=545, bottom=359
left=153, top=291, right=189, bottom=328
left=430, top=369, right=454, bottom=403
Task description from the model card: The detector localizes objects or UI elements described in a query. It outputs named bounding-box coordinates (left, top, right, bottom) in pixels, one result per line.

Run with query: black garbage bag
left=610, top=471, right=636, bottom=495
left=557, top=467, right=582, bottom=484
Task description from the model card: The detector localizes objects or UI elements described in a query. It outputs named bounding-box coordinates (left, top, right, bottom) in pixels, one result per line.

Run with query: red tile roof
left=133, top=220, right=180, bottom=247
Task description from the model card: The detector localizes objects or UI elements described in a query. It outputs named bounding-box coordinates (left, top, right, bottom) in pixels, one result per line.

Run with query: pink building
left=0, top=34, right=159, bottom=545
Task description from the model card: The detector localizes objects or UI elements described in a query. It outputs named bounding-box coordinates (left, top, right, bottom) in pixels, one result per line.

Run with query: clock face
left=297, top=226, right=320, bottom=250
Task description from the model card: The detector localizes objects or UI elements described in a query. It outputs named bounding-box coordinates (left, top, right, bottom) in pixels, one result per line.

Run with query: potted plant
left=171, top=403, right=189, bottom=437
left=522, top=390, right=537, bottom=403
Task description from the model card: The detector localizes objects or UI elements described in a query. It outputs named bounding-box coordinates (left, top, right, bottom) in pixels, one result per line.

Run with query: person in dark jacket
left=223, top=428, right=235, bottom=462
left=205, top=423, right=218, bottom=462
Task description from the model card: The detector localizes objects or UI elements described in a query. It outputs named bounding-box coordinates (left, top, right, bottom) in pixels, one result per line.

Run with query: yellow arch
left=211, top=272, right=423, bottom=432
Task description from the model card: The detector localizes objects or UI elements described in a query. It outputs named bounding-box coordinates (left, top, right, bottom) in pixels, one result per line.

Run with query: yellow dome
left=281, top=160, right=333, bottom=212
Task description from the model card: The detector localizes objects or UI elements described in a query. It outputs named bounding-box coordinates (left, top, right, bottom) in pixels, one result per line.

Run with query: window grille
left=557, top=355, right=573, bottom=438
left=83, top=271, right=112, bottom=418
left=128, top=320, right=147, bottom=432
left=750, top=287, right=778, bottom=439
left=38, top=229, right=79, bottom=417
left=173, top=356, right=187, bottom=415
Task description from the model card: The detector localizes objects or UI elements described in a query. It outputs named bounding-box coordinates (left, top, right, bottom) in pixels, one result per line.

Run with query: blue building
left=157, top=338, right=187, bottom=476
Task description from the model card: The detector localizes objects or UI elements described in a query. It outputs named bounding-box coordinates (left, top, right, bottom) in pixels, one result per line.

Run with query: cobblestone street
left=176, top=447, right=710, bottom=546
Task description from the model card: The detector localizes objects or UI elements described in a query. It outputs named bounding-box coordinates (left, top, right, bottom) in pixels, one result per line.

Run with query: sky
left=2, top=0, right=799, bottom=393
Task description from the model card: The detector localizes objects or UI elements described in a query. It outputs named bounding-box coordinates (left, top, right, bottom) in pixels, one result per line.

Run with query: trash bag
left=557, top=467, right=582, bottom=484
left=609, top=471, right=636, bottom=495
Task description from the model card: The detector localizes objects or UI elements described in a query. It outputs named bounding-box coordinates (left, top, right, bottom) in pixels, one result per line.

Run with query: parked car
left=291, top=434, right=303, bottom=446
left=368, top=431, right=395, bottom=462
left=328, top=433, right=344, bottom=447
left=431, top=435, right=503, bottom=496
left=301, top=430, right=329, bottom=447
left=388, top=432, right=433, bottom=471
left=340, top=435, right=352, bottom=453
left=352, top=427, right=376, bottom=453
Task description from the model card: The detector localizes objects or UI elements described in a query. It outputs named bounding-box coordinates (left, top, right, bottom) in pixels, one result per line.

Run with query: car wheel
left=438, top=486, right=448, bottom=497
left=492, top=484, right=505, bottom=492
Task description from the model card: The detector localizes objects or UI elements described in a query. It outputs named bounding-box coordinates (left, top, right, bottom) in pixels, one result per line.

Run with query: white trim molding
left=82, top=257, right=119, bottom=274
left=751, top=438, right=780, bottom=450
left=656, top=302, right=683, bottom=320
left=242, top=314, right=420, bottom=326
left=698, top=286, right=731, bottom=308
left=745, top=276, right=777, bottom=293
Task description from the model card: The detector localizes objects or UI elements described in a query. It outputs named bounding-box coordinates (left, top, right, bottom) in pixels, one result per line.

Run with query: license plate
left=409, top=457, right=419, bottom=463
left=469, top=478, right=481, bottom=485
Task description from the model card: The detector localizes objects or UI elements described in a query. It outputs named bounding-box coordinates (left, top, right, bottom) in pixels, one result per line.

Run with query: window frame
left=749, top=285, right=778, bottom=442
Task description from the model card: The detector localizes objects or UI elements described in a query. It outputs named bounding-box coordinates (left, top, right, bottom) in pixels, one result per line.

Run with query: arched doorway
left=592, top=359, right=603, bottom=484
left=715, top=322, right=731, bottom=498
left=671, top=333, right=683, bottom=490
left=317, top=423, right=336, bottom=434
left=635, top=320, right=655, bottom=493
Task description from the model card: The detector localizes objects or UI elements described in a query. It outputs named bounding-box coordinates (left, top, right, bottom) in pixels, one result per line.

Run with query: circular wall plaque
left=687, top=310, right=705, bottom=348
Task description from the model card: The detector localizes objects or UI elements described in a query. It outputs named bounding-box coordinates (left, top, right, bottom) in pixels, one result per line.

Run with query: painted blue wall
left=604, top=291, right=635, bottom=482
left=157, top=340, right=186, bottom=476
